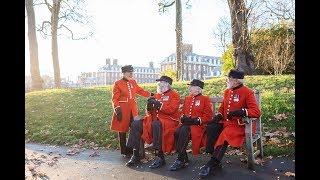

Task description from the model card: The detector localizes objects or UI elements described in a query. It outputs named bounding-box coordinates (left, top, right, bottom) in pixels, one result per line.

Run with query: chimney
left=113, top=59, right=118, bottom=66
left=106, top=58, right=110, bottom=65
left=149, top=62, right=154, bottom=68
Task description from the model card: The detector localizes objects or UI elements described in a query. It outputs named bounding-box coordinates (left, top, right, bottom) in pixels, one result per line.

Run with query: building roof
left=98, top=65, right=160, bottom=73
left=161, top=53, right=221, bottom=65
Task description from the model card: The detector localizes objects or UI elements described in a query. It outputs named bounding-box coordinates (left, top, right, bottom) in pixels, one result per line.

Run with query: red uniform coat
left=214, top=85, right=261, bottom=148
left=141, top=89, right=180, bottom=153
left=180, top=94, right=213, bottom=155
left=110, top=78, right=151, bottom=132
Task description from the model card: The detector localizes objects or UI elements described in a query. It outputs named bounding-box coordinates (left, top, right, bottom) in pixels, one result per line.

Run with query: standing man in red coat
left=125, top=76, right=181, bottom=168
left=110, top=65, right=153, bottom=157
left=198, top=69, right=261, bottom=178
left=169, top=79, right=213, bottom=171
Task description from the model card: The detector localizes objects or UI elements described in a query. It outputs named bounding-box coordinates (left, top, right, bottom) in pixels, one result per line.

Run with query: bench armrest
left=243, top=117, right=258, bottom=124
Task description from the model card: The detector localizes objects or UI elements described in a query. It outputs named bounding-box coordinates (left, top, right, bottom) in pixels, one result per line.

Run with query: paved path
left=25, top=143, right=295, bottom=180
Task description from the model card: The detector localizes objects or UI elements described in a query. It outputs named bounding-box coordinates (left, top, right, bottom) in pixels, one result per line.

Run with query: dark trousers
left=174, top=125, right=191, bottom=161
left=212, top=141, right=229, bottom=161
left=127, top=119, right=163, bottom=151
left=151, top=120, right=162, bottom=151
left=127, top=120, right=143, bottom=150
left=205, top=122, right=223, bottom=153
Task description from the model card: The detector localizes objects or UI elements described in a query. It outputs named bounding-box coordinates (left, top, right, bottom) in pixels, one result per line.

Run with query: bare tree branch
left=163, top=0, right=175, bottom=8
left=37, top=20, right=51, bottom=32
left=58, top=24, right=92, bottom=40
left=158, top=0, right=175, bottom=13
left=43, top=0, right=53, bottom=12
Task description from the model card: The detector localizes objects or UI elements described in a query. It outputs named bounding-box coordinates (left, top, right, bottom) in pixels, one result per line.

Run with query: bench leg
left=245, top=120, right=255, bottom=170
left=246, top=140, right=255, bottom=170
left=257, top=136, right=263, bottom=159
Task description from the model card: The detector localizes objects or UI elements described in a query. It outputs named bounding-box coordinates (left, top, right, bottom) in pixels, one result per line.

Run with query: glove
left=227, top=109, right=246, bottom=119
left=147, top=96, right=156, bottom=104
left=148, top=97, right=162, bottom=110
left=114, top=107, right=122, bottom=121
left=180, top=115, right=189, bottom=124
left=146, top=99, right=154, bottom=111
left=207, top=114, right=223, bottom=125
left=153, top=100, right=162, bottom=110
left=182, top=117, right=201, bottom=126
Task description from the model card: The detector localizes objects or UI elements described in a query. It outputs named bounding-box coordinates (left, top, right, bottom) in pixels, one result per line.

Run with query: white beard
left=157, top=83, right=169, bottom=93
left=227, top=81, right=233, bottom=89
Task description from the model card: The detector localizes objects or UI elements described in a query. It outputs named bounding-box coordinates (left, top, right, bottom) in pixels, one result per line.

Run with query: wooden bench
left=139, top=90, right=263, bottom=169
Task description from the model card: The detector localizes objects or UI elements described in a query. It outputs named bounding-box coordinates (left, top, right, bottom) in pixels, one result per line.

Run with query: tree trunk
left=26, top=0, right=42, bottom=90
left=227, top=0, right=254, bottom=75
left=51, top=0, right=61, bottom=88
left=175, top=0, right=183, bottom=81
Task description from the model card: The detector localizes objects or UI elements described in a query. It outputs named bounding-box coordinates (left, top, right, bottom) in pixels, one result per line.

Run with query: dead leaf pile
left=273, top=113, right=288, bottom=121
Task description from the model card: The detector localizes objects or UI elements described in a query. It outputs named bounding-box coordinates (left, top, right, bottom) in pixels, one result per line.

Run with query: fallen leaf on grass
left=268, top=137, right=281, bottom=145
left=226, top=149, right=243, bottom=156
left=274, top=113, right=287, bottom=121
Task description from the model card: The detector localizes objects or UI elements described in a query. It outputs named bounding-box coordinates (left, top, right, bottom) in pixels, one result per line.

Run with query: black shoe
left=125, top=155, right=140, bottom=167
left=169, top=159, right=187, bottom=171
left=124, top=147, right=133, bottom=157
left=148, top=156, right=166, bottom=169
left=198, top=162, right=222, bottom=178
left=205, top=147, right=214, bottom=154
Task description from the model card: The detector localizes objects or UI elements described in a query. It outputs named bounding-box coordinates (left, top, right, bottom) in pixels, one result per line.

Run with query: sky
left=25, top=0, right=230, bottom=82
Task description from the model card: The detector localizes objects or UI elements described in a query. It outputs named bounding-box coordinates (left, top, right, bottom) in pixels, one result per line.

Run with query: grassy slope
left=26, top=75, right=295, bottom=155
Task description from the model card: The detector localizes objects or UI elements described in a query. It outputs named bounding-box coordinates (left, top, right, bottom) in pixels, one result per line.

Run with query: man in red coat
left=110, top=65, right=153, bottom=157
left=198, top=69, right=261, bottom=178
left=125, top=76, right=181, bottom=168
left=169, top=79, right=213, bottom=171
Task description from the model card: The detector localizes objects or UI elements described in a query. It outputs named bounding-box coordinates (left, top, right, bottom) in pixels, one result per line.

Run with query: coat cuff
left=114, top=106, right=120, bottom=111
left=243, top=108, right=248, bottom=116
left=198, top=117, right=202, bottom=125
left=159, top=102, right=164, bottom=110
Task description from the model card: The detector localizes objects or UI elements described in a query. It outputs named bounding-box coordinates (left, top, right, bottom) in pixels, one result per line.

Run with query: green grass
left=26, top=75, right=295, bottom=156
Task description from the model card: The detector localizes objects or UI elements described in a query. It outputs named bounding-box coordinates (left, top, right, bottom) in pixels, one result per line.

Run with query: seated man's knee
left=131, top=119, right=143, bottom=131
left=151, top=120, right=162, bottom=130
left=206, top=122, right=222, bottom=132
left=179, top=125, right=190, bottom=135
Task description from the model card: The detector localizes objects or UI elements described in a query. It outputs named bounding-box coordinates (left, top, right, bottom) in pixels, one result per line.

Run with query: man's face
left=226, top=77, right=237, bottom=89
left=188, top=85, right=199, bottom=96
left=157, top=81, right=169, bottom=93
left=123, top=72, right=133, bottom=79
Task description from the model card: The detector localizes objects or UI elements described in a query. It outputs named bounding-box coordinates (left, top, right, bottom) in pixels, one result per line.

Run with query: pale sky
left=25, top=0, right=230, bottom=82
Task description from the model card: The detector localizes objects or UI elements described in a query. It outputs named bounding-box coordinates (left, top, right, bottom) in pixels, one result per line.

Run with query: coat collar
left=122, top=77, right=129, bottom=82
left=162, top=89, right=171, bottom=94
left=231, top=84, right=243, bottom=90
left=194, top=93, right=202, bottom=97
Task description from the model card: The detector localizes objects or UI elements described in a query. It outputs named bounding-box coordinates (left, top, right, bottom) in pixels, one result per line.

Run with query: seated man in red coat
left=169, top=79, right=213, bottom=171
left=198, top=69, right=261, bottom=178
left=125, top=76, right=181, bottom=167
